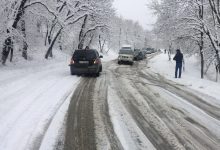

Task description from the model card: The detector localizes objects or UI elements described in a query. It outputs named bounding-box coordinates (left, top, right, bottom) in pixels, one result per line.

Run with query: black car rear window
left=73, top=50, right=97, bottom=60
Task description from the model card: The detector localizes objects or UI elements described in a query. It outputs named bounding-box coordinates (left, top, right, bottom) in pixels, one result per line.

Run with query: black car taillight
left=94, top=58, right=100, bottom=64
left=70, top=59, right=75, bottom=64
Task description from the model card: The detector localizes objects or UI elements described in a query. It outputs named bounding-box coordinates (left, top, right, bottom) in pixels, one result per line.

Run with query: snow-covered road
left=0, top=60, right=80, bottom=150
left=64, top=58, right=220, bottom=150
left=1, top=52, right=220, bottom=150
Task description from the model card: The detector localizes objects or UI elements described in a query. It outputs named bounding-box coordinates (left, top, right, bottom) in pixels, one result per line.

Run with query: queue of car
left=117, top=45, right=156, bottom=65
left=68, top=46, right=156, bottom=77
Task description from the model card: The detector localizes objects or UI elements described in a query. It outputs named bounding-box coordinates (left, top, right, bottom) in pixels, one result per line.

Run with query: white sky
left=113, top=0, right=157, bottom=30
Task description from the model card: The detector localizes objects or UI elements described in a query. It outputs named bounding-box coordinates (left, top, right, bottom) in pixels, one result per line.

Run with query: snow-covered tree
left=0, top=0, right=115, bottom=62
left=151, top=0, right=220, bottom=80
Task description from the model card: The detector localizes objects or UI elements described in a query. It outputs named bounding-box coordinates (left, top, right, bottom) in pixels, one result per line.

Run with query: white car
left=118, top=49, right=134, bottom=65
left=121, top=45, right=133, bottom=50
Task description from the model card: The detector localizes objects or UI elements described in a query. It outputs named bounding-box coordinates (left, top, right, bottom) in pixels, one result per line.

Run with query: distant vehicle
left=69, top=49, right=103, bottom=77
left=142, top=48, right=154, bottom=54
left=134, top=49, right=140, bottom=59
left=118, top=48, right=134, bottom=65
left=134, top=49, right=145, bottom=60
left=136, top=51, right=145, bottom=60
left=151, top=48, right=156, bottom=53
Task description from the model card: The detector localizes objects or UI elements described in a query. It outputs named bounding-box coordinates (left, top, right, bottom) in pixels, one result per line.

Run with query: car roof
left=122, top=44, right=132, bottom=47
left=75, top=49, right=98, bottom=51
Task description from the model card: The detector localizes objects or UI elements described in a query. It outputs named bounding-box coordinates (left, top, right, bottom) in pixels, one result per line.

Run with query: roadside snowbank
left=0, top=49, right=80, bottom=150
left=101, top=50, right=118, bottom=62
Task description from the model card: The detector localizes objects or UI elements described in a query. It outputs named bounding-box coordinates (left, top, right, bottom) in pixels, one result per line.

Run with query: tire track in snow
left=93, top=68, right=124, bottom=150
left=109, top=59, right=220, bottom=150
left=110, top=66, right=184, bottom=150
left=140, top=71, right=220, bottom=121
left=64, top=78, right=96, bottom=150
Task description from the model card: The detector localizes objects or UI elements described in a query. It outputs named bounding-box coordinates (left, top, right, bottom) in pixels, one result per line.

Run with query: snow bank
left=101, top=50, right=118, bottom=62
left=0, top=49, right=80, bottom=150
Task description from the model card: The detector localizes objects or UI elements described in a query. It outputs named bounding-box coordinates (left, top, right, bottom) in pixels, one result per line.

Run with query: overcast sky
left=113, top=0, right=157, bottom=30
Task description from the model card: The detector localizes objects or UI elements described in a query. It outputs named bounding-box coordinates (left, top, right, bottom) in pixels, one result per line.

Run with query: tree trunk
left=88, top=34, right=94, bottom=47
left=10, top=47, right=13, bottom=62
left=78, top=15, right=88, bottom=49
left=208, top=0, right=220, bottom=80
left=200, top=42, right=204, bottom=79
left=2, top=37, right=13, bottom=65
left=45, top=23, right=49, bottom=46
left=119, top=28, right=121, bottom=49
left=58, top=33, right=62, bottom=51
left=199, top=0, right=204, bottom=79
left=12, top=0, right=28, bottom=29
left=21, top=19, right=28, bottom=60
left=168, top=43, right=172, bottom=61
left=215, top=50, right=220, bottom=73
left=99, top=35, right=106, bottom=53
left=216, top=64, right=219, bottom=82
left=206, top=30, right=220, bottom=77
left=99, top=35, right=102, bottom=52
left=45, top=28, right=63, bottom=59
left=48, top=20, right=57, bottom=45
left=2, top=0, right=28, bottom=64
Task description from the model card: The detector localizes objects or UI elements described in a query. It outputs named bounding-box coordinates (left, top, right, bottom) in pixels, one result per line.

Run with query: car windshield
left=119, top=50, right=133, bottom=55
left=73, top=50, right=97, bottom=60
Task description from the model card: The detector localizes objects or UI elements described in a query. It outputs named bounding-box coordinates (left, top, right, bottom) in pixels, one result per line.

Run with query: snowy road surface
left=0, top=60, right=80, bottom=150
left=64, top=58, right=220, bottom=150
left=1, top=53, right=220, bottom=150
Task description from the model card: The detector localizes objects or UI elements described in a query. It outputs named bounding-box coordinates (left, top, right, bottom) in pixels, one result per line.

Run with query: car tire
left=118, top=61, right=121, bottom=65
left=96, top=72, right=100, bottom=77
left=130, top=62, right=133, bottom=66
left=70, top=68, right=75, bottom=75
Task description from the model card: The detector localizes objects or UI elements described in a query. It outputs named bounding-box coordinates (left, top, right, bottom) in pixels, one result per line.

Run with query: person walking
left=173, top=49, right=183, bottom=78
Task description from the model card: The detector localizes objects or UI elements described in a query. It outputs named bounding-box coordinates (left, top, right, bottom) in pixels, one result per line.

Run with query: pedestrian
left=164, top=49, right=166, bottom=54
left=173, top=49, right=183, bottom=78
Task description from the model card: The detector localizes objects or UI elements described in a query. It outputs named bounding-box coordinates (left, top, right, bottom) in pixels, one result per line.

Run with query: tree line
left=0, top=0, right=151, bottom=65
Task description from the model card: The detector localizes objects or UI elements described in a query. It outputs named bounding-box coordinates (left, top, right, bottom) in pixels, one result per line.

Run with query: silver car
left=118, top=49, right=134, bottom=65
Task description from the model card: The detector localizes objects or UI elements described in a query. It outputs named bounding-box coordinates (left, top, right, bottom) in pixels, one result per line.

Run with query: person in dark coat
left=173, top=49, right=183, bottom=78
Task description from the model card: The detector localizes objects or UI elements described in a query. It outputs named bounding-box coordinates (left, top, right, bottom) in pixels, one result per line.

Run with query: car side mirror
left=99, top=55, right=103, bottom=58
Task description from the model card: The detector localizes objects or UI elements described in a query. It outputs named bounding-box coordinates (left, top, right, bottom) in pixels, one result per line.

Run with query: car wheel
left=118, top=61, right=121, bottom=65
left=130, top=62, right=133, bottom=66
left=70, top=68, right=75, bottom=75
left=96, top=72, right=100, bottom=77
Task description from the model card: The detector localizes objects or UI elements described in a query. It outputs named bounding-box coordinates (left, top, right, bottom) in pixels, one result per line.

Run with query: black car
left=69, top=49, right=103, bottom=76
left=134, top=49, right=145, bottom=60
left=136, top=51, right=145, bottom=60
left=142, top=48, right=153, bottom=54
